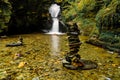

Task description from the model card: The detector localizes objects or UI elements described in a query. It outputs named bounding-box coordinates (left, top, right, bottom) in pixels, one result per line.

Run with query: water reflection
left=50, top=35, right=60, bottom=55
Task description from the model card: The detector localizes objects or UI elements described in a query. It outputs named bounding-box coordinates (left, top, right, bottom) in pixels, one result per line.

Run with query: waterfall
left=47, top=4, right=63, bottom=35
left=49, top=4, right=60, bottom=18
left=51, top=18, right=59, bottom=33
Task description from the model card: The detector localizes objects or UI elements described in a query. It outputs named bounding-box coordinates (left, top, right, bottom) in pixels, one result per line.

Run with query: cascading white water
left=49, top=4, right=60, bottom=18
left=51, top=18, right=59, bottom=33
left=48, top=4, right=62, bottom=34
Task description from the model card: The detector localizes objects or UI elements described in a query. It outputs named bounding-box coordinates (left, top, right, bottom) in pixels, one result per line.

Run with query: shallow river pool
left=0, top=33, right=120, bottom=80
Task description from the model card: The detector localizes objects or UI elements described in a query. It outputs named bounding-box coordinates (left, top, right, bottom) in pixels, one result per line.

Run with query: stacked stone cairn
left=6, top=36, right=23, bottom=47
left=62, top=22, right=85, bottom=70
left=62, top=22, right=98, bottom=70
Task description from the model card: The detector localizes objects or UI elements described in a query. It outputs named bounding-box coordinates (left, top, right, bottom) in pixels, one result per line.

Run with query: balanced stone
left=63, top=22, right=98, bottom=70
left=62, top=22, right=84, bottom=69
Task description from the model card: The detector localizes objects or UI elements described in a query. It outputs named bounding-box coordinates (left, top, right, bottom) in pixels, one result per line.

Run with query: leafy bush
left=62, top=0, right=96, bottom=22
left=96, top=0, right=120, bottom=31
left=99, top=32, right=120, bottom=43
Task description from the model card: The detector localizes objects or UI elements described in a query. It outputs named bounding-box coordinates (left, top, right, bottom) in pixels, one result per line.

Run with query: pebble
left=99, top=75, right=111, bottom=80
left=107, top=51, right=114, bottom=54
left=14, top=53, right=22, bottom=60
left=105, top=77, right=111, bottom=80
left=18, top=62, right=27, bottom=68
left=118, top=66, right=120, bottom=69
left=32, top=77, right=40, bottom=80
left=52, top=68, right=60, bottom=72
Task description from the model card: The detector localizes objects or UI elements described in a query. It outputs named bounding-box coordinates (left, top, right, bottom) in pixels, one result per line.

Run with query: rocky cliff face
left=7, top=0, right=53, bottom=34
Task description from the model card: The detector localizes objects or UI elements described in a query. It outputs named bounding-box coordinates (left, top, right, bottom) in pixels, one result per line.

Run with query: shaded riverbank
left=0, top=33, right=120, bottom=80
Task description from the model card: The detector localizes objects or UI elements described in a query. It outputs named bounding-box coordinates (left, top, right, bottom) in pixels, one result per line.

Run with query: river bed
left=0, top=33, right=120, bottom=80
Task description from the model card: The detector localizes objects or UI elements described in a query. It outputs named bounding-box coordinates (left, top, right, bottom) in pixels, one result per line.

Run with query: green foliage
left=62, top=0, right=98, bottom=36
left=94, top=0, right=120, bottom=45
left=96, top=0, right=120, bottom=30
left=62, top=0, right=96, bottom=22
left=0, top=0, right=11, bottom=34
left=62, top=0, right=120, bottom=44
left=99, top=32, right=120, bottom=43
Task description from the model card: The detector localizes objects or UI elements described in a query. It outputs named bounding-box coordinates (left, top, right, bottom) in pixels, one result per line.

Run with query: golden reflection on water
left=50, top=35, right=60, bottom=55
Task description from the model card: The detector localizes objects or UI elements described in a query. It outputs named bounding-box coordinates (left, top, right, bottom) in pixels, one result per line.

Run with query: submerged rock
left=63, top=59, right=98, bottom=70
left=6, top=37, right=23, bottom=47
